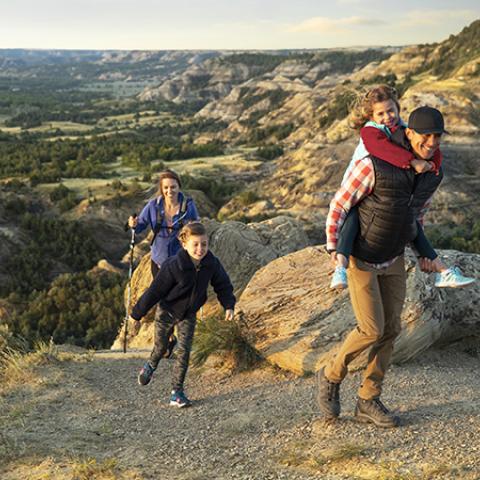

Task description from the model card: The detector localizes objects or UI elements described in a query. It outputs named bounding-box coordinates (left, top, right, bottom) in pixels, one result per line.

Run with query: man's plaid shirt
left=326, top=156, right=432, bottom=268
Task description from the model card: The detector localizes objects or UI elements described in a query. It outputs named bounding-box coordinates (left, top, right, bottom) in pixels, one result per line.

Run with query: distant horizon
left=0, top=45, right=405, bottom=53
left=0, top=1, right=478, bottom=50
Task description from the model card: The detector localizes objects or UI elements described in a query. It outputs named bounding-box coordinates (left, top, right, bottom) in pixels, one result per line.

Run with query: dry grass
left=0, top=339, right=93, bottom=392
left=279, top=443, right=468, bottom=480
left=1, top=456, right=144, bottom=480
left=279, top=440, right=369, bottom=471
left=72, top=457, right=123, bottom=479
left=350, top=459, right=473, bottom=480
left=166, top=152, right=263, bottom=176
left=278, top=441, right=466, bottom=479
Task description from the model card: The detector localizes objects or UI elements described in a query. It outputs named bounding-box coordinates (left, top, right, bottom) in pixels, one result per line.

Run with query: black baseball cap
left=408, top=106, right=449, bottom=134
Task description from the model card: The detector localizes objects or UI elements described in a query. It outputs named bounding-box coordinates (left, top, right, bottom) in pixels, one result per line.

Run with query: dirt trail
left=1, top=346, right=479, bottom=479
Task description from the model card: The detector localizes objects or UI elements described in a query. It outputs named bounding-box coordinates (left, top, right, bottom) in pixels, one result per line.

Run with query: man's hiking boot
left=434, top=266, right=475, bottom=288
left=170, top=389, right=192, bottom=408
left=316, top=367, right=341, bottom=418
left=354, top=398, right=400, bottom=428
left=138, top=362, right=155, bottom=386
left=330, top=266, right=348, bottom=290
left=165, top=334, right=178, bottom=359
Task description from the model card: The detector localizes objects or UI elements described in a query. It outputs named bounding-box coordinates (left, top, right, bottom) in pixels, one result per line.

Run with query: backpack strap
left=150, top=194, right=192, bottom=246
left=150, top=197, right=164, bottom=246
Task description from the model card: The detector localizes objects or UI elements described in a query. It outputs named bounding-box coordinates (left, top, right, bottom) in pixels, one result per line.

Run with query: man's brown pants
left=325, top=255, right=406, bottom=400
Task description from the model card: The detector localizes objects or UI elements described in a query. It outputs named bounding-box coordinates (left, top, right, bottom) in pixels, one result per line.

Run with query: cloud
left=398, top=9, right=477, bottom=27
left=288, top=16, right=386, bottom=33
left=335, top=0, right=366, bottom=4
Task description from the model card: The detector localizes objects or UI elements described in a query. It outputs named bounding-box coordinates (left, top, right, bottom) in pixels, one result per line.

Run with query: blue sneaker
left=434, top=266, right=475, bottom=288
left=169, top=390, right=192, bottom=408
left=330, top=266, right=348, bottom=290
left=138, top=362, right=155, bottom=386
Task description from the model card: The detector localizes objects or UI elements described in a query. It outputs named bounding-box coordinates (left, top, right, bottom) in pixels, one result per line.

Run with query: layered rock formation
left=193, top=21, right=480, bottom=229
left=236, top=247, right=480, bottom=375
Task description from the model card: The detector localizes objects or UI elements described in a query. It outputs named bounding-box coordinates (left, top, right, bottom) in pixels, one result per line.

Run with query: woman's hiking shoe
left=165, top=334, right=178, bottom=359
left=316, top=367, right=341, bottom=418
left=354, top=398, right=400, bottom=428
left=170, top=390, right=192, bottom=408
left=138, top=362, right=155, bottom=386
left=330, top=266, right=348, bottom=290
left=434, top=266, right=475, bottom=288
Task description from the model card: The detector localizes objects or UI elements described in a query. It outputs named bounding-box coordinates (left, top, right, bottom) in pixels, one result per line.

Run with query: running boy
left=130, top=221, right=235, bottom=407
left=329, top=85, right=474, bottom=290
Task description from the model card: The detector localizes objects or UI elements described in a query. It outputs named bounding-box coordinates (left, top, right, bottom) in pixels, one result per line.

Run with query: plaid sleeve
left=326, top=157, right=375, bottom=251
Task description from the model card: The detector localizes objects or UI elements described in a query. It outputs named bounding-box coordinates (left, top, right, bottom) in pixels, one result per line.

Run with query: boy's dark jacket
left=131, top=249, right=235, bottom=321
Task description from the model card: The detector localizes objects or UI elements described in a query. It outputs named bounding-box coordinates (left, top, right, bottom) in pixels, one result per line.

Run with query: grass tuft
left=0, top=338, right=91, bottom=391
left=192, top=315, right=260, bottom=371
left=72, top=457, right=119, bottom=479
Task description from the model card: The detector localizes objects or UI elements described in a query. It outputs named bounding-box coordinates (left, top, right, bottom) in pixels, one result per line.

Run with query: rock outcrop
left=236, top=247, right=480, bottom=375
left=204, top=216, right=311, bottom=292
left=111, top=215, right=312, bottom=349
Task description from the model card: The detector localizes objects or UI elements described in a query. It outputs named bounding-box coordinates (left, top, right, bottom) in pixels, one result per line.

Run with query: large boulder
left=111, top=252, right=156, bottom=350
left=204, top=216, right=311, bottom=293
left=112, top=215, right=311, bottom=349
left=236, top=247, right=480, bottom=375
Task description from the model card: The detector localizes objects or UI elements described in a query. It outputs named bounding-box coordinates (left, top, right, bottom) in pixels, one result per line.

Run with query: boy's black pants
left=151, top=260, right=175, bottom=342
left=149, top=310, right=196, bottom=392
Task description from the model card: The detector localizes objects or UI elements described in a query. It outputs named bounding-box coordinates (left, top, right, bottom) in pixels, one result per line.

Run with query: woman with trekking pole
left=126, top=170, right=200, bottom=353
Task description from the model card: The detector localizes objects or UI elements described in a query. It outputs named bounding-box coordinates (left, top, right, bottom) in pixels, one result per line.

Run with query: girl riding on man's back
left=329, top=85, right=475, bottom=290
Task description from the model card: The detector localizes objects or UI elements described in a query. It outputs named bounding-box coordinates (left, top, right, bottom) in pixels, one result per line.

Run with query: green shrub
left=49, top=183, right=71, bottom=202
left=257, top=144, right=284, bottom=160
left=1, top=213, right=103, bottom=296
left=5, top=270, right=124, bottom=349
left=49, top=184, right=79, bottom=211
left=237, top=190, right=261, bottom=206
left=181, top=174, right=238, bottom=208
left=425, top=220, right=480, bottom=253
left=318, top=90, right=357, bottom=129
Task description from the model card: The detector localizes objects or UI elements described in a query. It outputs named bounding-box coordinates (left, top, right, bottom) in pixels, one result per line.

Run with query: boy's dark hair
left=349, top=85, right=400, bottom=131
left=179, top=221, right=207, bottom=244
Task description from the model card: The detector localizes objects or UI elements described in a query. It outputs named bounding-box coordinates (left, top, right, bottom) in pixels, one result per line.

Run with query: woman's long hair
left=154, top=169, right=182, bottom=199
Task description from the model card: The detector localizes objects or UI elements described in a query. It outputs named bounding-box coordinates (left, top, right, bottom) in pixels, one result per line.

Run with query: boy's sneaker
left=138, top=362, right=155, bottom=386
left=165, top=334, right=178, bottom=359
left=170, top=390, right=192, bottom=408
left=434, top=266, right=475, bottom=288
left=354, top=398, right=400, bottom=428
left=330, top=266, right=348, bottom=290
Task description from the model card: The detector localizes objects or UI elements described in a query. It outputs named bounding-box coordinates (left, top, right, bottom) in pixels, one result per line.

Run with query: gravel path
left=1, top=345, right=479, bottom=479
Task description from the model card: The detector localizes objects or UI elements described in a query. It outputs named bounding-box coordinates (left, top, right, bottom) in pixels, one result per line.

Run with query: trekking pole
left=123, top=214, right=137, bottom=354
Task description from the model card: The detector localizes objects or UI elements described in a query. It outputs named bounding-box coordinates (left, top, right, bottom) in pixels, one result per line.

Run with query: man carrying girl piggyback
left=129, top=221, right=235, bottom=408
left=328, top=85, right=475, bottom=290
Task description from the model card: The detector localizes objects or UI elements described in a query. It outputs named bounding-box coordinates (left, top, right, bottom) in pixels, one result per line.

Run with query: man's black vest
left=352, top=157, right=443, bottom=264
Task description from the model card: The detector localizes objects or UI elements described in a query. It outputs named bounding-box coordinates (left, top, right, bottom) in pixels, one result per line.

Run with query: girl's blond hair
left=155, top=169, right=182, bottom=197
left=349, top=85, right=400, bottom=131
left=178, top=221, right=207, bottom=244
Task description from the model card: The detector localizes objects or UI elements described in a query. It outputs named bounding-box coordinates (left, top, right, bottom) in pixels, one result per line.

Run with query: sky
left=0, top=0, right=478, bottom=50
